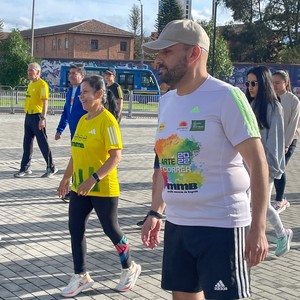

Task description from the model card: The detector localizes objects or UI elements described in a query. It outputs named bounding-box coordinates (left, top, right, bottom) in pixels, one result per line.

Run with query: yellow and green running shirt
left=71, top=109, right=122, bottom=197
left=24, top=79, right=49, bottom=114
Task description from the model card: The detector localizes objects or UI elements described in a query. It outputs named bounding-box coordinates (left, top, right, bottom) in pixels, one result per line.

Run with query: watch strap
left=92, top=172, right=100, bottom=182
left=147, top=210, right=163, bottom=219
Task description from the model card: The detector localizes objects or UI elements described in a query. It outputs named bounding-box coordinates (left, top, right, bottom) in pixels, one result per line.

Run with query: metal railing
left=0, top=89, right=160, bottom=118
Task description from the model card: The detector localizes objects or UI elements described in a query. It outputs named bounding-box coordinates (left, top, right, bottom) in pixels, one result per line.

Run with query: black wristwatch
left=147, top=210, right=163, bottom=219
left=40, top=115, right=45, bottom=120
left=92, top=173, right=100, bottom=183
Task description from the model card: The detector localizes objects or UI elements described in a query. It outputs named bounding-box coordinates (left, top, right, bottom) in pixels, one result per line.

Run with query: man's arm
left=116, top=85, right=123, bottom=119
left=141, top=170, right=166, bottom=249
left=117, top=98, right=123, bottom=119
left=55, top=101, right=69, bottom=140
left=39, top=98, right=48, bottom=130
left=235, top=137, right=269, bottom=267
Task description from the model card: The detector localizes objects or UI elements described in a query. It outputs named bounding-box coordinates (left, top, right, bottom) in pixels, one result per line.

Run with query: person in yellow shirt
left=14, top=62, right=58, bottom=178
left=57, top=75, right=141, bottom=298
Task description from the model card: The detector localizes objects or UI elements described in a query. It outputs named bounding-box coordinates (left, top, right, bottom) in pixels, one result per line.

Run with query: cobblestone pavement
left=0, top=114, right=299, bottom=300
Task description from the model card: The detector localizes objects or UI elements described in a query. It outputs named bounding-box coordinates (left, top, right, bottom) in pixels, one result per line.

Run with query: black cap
left=104, top=67, right=116, bottom=76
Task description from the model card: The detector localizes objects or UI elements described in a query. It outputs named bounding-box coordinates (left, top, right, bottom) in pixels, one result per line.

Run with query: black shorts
left=161, top=221, right=251, bottom=299
left=154, top=153, right=159, bottom=169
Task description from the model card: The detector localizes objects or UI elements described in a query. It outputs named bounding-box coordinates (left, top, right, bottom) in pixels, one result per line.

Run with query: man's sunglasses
left=245, top=81, right=258, bottom=88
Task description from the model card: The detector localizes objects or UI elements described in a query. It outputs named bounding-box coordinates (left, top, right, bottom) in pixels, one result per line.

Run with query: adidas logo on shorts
left=214, top=280, right=228, bottom=291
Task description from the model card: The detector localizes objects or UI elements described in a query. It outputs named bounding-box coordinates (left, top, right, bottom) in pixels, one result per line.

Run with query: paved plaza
left=0, top=114, right=299, bottom=300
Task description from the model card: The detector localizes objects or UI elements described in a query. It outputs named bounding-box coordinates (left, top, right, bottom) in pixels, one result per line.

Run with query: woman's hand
left=76, top=176, right=97, bottom=196
left=57, top=178, right=71, bottom=199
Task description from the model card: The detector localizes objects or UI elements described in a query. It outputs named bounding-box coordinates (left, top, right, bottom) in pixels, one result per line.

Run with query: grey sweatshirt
left=252, top=101, right=285, bottom=180
left=280, top=91, right=300, bottom=147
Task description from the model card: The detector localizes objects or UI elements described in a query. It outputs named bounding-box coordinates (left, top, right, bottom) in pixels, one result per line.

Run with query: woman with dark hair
left=272, top=70, right=300, bottom=213
left=246, top=66, right=293, bottom=257
left=57, top=75, right=141, bottom=297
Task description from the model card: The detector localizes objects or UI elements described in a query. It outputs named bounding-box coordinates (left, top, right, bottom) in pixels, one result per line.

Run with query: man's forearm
left=42, top=99, right=48, bottom=117
left=118, top=99, right=123, bottom=114
left=249, top=160, right=269, bottom=230
left=151, top=170, right=166, bottom=214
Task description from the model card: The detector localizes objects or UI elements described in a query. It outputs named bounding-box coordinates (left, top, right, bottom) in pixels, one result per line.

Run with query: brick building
left=20, top=19, right=135, bottom=60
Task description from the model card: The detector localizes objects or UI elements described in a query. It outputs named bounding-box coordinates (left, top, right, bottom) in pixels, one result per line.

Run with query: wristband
left=92, top=173, right=100, bottom=183
left=147, top=210, right=163, bottom=219
left=40, top=115, right=45, bottom=120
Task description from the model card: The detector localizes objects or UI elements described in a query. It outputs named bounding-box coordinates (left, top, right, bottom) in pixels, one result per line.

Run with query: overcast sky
left=2, top=0, right=233, bottom=35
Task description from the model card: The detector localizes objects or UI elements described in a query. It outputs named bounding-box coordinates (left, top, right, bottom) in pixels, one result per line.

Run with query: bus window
left=118, top=74, right=134, bottom=91
left=141, top=72, right=156, bottom=88
left=85, top=69, right=102, bottom=77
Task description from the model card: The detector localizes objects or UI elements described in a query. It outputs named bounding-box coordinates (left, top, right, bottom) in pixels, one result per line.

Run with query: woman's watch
left=92, top=172, right=100, bottom=183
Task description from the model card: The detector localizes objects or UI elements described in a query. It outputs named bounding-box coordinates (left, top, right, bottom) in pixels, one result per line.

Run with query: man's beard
left=158, top=57, right=188, bottom=87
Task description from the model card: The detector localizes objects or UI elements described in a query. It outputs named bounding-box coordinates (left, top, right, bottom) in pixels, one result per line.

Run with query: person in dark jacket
left=55, top=65, right=86, bottom=140
left=55, top=64, right=86, bottom=202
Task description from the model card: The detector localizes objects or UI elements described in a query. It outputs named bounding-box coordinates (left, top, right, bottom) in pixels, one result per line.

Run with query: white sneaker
left=275, top=229, right=293, bottom=257
left=61, top=273, right=94, bottom=298
left=41, top=167, right=58, bottom=178
left=114, top=261, right=141, bottom=292
left=273, top=198, right=290, bottom=214
left=14, top=169, right=32, bottom=178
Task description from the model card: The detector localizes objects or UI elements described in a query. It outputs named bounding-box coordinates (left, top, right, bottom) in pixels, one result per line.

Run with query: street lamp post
left=30, top=0, right=35, bottom=56
left=138, top=0, right=144, bottom=67
left=211, top=0, right=219, bottom=76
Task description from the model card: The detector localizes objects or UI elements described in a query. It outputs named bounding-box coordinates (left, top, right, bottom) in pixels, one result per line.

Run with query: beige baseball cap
left=142, top=19, right=210, bottom=53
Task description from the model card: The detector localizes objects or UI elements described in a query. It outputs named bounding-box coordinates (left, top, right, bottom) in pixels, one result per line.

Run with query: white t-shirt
left=155, top=76, right=260, bottom=228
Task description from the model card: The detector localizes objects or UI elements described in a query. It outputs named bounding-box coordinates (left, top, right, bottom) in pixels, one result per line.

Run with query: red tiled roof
left=0, top=32, right=10, bottom=40
left=20, top=19, right=134, bottom=38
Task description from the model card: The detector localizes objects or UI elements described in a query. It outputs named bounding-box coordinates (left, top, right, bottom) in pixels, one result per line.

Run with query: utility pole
left=137, top=0, right=144, bottom=67
left=211, top=0, right=219, bottom=76
left=31, top=0, right=35, bottom=56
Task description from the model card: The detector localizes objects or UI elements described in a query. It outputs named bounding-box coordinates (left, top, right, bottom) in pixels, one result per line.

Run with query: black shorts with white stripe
left=161, top=221, right=251, bottom=299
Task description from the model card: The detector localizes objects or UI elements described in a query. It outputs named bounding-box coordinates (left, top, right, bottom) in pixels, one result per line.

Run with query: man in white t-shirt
left=141, top=20, right=269, bottom=300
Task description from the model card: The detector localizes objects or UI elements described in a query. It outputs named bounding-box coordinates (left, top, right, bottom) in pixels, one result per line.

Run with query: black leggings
left=274, top=139, right=297, bottom=201
left=69, top=191, right=132, bottom=274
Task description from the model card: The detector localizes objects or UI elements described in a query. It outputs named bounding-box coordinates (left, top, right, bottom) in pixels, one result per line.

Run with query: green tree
left=220, top=0, right=300, bottom=62
left=128, top=4, right=141, bottom=36
left=264, top=0, right=300, bottom=48
left=155, top=0, right=184, bottom=34
left=200, top=20, right=233, bottom=80
left=0, top=29, right=33, bottom=87
left=128, top=4, right=142, bottom=60
left=277, top=45, right=300, bottom=63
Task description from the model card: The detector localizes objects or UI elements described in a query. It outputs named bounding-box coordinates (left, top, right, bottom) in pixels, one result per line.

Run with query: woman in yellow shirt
left=57, top=75, right=141, bottom=298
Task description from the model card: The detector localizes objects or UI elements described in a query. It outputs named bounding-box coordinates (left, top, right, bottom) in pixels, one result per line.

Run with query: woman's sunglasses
left=245, top=81, right=258, bottom=88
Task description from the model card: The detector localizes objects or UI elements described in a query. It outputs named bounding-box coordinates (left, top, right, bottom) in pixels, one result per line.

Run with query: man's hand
left=55, top=132, right=61, bottom=140
left=244, top=227, right=268, bottom=268
left=38, top=119, right=46, bottom=130
left=141, top=216, right=163, bottom=249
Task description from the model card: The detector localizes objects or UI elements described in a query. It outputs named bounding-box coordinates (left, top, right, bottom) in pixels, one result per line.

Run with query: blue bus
left=60, top=65, right=160, bottom=96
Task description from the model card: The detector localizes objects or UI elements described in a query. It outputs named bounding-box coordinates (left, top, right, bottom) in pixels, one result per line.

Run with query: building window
left=52, top=39, right=56, bottom=50
left=65, top=38, right=68, bottom=49
left=91, top=39, right=99, bottom=50
left=35, top=41, right=39, bottom=51
left=120, top=41, right=127, bottom=52
left=58, top=39, right=62, bottom=50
